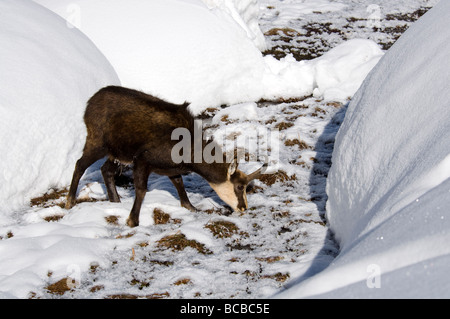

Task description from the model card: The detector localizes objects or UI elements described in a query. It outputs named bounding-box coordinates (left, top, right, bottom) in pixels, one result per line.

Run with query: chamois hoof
left=126, top=217, right=139, bottom=228
left=183, top=204, right=198, bottom=213
left=65, top=200, right=75, bottom=210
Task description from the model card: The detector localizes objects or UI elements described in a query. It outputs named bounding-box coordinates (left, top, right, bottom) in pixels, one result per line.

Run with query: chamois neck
left=193, top=161, right=229, bottom=185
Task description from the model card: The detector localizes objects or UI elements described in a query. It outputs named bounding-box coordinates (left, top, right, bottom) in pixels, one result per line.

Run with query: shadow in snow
left=283, top=103, right=348, bottom=290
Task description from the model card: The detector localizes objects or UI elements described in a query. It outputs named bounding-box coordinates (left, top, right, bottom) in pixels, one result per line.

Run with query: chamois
left=65, top=86, right=266, bottom=227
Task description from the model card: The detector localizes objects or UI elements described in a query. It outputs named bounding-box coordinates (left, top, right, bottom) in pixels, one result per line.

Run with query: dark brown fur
left=65, top=86, right=265, bottom=227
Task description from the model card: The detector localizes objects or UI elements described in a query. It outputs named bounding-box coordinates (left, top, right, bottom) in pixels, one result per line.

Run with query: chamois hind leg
left=101, top=158, right=121, bottom=203
left=126, top=158, right=152, bottom=227
left=66, top=144, right=106, bottom=209
left=169, top=175, right=197, bottom=212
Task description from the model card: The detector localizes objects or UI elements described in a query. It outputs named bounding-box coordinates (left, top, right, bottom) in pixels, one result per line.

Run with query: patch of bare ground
left=30, top=187, right=104, bottom=210
left=259, top=170, right=297, bottom=187
left=262, top=6, right=434, bottom=60
left=157, top=232, right=212, bottom=255
left=46, top=278, right=78, bottom=296
left=153, top=208, right=181, bottom=225
left=204, top=220, right=247, bottom=239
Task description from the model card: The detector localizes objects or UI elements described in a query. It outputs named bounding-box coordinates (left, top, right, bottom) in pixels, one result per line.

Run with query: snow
left=34, top=0, right=382, bottom=114
left=312, top=39, right=383, bottom=100
left=202, top=0, right=267, bottom=50
left=0, top=0, right=119, bottom=216
left=279, top=0, right=450, bottom=298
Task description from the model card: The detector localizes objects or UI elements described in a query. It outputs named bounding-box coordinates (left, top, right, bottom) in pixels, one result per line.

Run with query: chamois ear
left=228, top=158, right=238, bottom=177
left=246, top=163, right=268, bottom=183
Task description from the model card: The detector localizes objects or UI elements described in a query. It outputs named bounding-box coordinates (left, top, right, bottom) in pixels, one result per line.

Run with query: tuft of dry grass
left=284, top=138, right=311, bottom=150
left=105, top=215, right=119, bottom=225
left=274, top=121, right=294, bottom=130
left=105, top=292, right=170, bottom=299
left=31, top=186, right=103, bottom=209
left=157, top=232, right=212, bottom=255
left=153, top=208, right=181, bottom=225
left=205, top=220, right=239, bottom=238
left=264, top=27, right=302, bottom=37
left=43, top=214, right=65, bottom=222
left=256, top=256, right=284, bottom=263
left=30, top=188, right=68, bottom=208
left=258, top=170, right=297, bottom=186
left=262, top=272, right=290, bottom=282
left=46, top=278, right=78, bottom=296
left=173, top=278, right=192, bottom=286
left=153, top=208, right=171, bottom=224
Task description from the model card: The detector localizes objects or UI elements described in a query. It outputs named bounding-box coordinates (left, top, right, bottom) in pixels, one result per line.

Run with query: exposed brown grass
left=284, top=138, right=310, bottom=150
left=274, top=121, right=294, bottom=130
left=153, top=208, right=171, bottom=224
left=43, top=214, right=65, bottom=222
left=157, top=232, right=212, bottom=255
left=30, top=188, right=68, bottom=208
left=205, top=220, right=239, bottom=238
left=264, top=27, right=301, bottom=37
left=262, top=272, right=290, bottom=282
left=173, top=278, right=192, bottom=286
left=105, top=215, right=119, bottom=225
left=46, top=278, right=78, bottom=296
left=153, top=208, right=181, bottom=225
left=258, top=170, right=297, bottom=186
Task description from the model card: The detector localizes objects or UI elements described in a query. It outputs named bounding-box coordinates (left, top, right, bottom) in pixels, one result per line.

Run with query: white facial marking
left=242, top=189, right=248, bottom=211
left=209, top=181, right=239, bottom=211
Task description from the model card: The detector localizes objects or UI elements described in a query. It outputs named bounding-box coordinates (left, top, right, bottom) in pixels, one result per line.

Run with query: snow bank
left=312, top=39, right=383, bottom=101
left=34, top=0, right=266, bottom=113
left=201, top=0, right=267, bottom=50
left=0, top=0, right=119, bottom=216
left=34, top=0, right=382, bottom=114
left=280, top=0, right=450, bottom=298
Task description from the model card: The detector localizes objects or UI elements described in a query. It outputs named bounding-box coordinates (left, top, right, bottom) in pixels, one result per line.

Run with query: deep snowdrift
left=0, top=0, right=387, bottom=298
left=280, top=0, right=450, bottom=298
left=0, top=0, right=119, bottom=216
left=0, top=0, right=382, bottom=213
left=34, top=0, right=382, bottom=114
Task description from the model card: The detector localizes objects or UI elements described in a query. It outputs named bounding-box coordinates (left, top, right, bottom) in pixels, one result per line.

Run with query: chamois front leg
left=169, top=175, right=197, bottom=212
left=126, top=158, right=152, bottom=227
left=66, top=146, right=105, bottom=209
left=101, top=158, right=121, bottom=203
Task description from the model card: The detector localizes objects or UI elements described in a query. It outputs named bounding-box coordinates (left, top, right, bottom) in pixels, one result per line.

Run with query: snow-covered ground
left=279, top=0, right=450, bottom=298
left=0, top=0, right=119, bottom=216
left=0, top=0, right=441, bottom=298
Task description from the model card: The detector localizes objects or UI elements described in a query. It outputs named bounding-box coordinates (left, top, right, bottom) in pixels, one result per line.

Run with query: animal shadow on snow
left=81, top=159, right=229, bottom=213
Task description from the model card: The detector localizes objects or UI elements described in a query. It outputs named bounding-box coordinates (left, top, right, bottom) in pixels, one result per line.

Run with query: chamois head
left=209, top=161, right=267, bottom=212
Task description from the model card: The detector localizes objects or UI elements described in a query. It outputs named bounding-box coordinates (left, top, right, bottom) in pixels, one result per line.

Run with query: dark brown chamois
left=65, top=86, right=266, bottom=227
